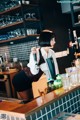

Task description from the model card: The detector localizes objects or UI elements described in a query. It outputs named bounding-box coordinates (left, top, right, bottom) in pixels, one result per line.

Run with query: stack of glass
left=61, top=66, right=80, bottom=91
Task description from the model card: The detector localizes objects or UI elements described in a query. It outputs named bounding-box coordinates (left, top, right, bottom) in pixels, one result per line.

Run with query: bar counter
left=0, top=85, right=80, bottom=120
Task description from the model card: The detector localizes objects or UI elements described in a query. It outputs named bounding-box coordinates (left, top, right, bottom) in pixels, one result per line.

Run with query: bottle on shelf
left=73, top=30, right=78, bottom=50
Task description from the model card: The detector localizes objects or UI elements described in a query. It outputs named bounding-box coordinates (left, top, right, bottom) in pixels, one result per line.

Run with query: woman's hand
left=31, top=47, right=40, bottom=53
left=31, top=47, right=37, bottom=54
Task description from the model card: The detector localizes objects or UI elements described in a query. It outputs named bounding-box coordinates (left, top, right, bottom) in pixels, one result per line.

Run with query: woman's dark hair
left=38, top=30, right=55, bottom=47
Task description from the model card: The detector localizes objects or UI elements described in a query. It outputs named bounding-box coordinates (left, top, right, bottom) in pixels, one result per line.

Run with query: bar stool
left=0, top=75, right=11, bottom=97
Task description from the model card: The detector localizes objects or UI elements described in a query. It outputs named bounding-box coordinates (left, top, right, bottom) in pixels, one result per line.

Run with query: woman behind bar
left=28, top=29, right=59, bottom=81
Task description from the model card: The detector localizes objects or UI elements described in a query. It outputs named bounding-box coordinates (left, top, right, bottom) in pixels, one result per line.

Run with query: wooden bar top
left=0, top=101, right=23, bottom=111
left=0, top=85, right=80, bottom=118
left=0, top=69, right=17, bottom=75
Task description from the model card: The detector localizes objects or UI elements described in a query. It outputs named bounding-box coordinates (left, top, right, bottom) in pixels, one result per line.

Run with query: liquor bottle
left=73, top=30, right=78, bottom=50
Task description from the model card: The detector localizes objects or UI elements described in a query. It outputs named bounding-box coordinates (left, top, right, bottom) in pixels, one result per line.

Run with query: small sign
left=0, top=114, right=6, bottom=120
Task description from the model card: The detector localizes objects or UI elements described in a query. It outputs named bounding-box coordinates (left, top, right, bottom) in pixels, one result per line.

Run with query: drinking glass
left=61, top=73, right=70, bottom=91
left=65, top=67, right=78, bottom=87
left=77, top=66, right=80, bottom=84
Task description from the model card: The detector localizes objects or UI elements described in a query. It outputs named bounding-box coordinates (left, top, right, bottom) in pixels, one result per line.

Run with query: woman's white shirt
left=27, top=48, right=59, bottom=76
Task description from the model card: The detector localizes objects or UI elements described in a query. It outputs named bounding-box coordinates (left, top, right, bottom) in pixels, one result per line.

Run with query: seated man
left=12, top=62, right=43, bottom=103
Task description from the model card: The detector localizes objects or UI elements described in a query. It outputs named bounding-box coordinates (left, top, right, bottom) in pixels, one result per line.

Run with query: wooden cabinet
left=0, top=0, right=42, bottom=45
left=0, top=69, right=18, bottom=98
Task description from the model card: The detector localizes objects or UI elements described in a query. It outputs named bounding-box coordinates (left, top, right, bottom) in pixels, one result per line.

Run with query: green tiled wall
left=26, top=89, right=80, bottom=120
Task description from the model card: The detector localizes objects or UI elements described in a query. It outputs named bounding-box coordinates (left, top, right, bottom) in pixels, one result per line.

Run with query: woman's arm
left=23, top=66, right=43, bottom=82
left=27, top=47, right=40, bottom=75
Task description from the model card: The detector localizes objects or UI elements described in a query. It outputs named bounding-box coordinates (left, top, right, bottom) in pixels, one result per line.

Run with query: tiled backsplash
left=26, top=88, right=80, bottom=120
left=0, top=46, right=10, bottom=58
left=0, top=40, right=38, bottom=61
left=1, top=88, right=80, bottom=120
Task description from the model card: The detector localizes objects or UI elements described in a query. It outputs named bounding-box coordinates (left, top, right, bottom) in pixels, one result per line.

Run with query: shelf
left=0, top=20, right=23, bottom=30
left=0, top=5, right=21, bottom=15
left=0, top=19, right=40, bottom=30
left=72, top=6, right=80, bottom=12
left=0, top=4, right=38, bottom=15
left=0, top=1, right=42, bottom=48
left=0, top=34, right=40, bottom=44
left=72, top=2, right=80, bottom=6
left=25, top=19, right=40, bottom=22
left=74, top=22, right=80, bottom=27
left=0, top=36, right=26, bottom=44
left=27, top=34, right=40, bottom=37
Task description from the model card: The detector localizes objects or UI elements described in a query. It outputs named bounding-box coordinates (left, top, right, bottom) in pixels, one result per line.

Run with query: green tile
left=74, top=103, right=77, bottom=109
left=77, top=101, right=80, bottom=106
left=71, top=99, right=74, bottom=104
left=66, top=95, right=69, bottom=101
left=76, top=96, right=79, bottom=101
left=46, top=105, right=50, bottom=112
left=71, top=105, right=74, bottom=111
left=52, top=110, right=56, bottom=117
left=74, top=98, right=77, bottom=103
left=42, top=108, right=46, bottom=115
left=37, top=111, right=41, bottom=118
left=69, top=93, right=72, bottom=99
left=71, top=93, right=73, bottom=98
left=60, top=105, right=63, bottom=111
left=43, top=115, right=47, bottom=120
left=73, top=91, right=76, bottom=96
left=51, top=103, right=55, bottom=109
left=59, top=99, right=62, bottom=105
left=26, top=89, right=80, bottom=120
left=67, top=101, right=70, bottom=107
left=68, top=107, right=71, bottom=112
left=62, top=97, right=66, bottom=102
left=64, top=103, right=67, bottom=109
left=64, top=109, right=68, bottom=112
left=55, top=101, right=58, bottom=107
left=47, top=113, right=52, bottom=119
left=56, top=108, right=59, bottom=114
left=32, top=113, right=36, bottom=120
left=76, top=90, right=78, bottom=95
left=38, top=118, right=42, bottom=120
left=78, top=89, right=80, bottom=94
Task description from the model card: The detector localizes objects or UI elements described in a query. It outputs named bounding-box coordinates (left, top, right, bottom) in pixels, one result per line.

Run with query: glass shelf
left=0, top=34, right=40, bottom=44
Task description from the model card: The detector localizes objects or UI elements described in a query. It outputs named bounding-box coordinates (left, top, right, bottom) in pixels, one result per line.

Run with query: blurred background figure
left=12, top=61, right=43, bottom=103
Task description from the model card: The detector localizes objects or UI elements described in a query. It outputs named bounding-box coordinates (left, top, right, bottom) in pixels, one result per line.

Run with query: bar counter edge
left=0, top=85, right=80, bottom=120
